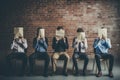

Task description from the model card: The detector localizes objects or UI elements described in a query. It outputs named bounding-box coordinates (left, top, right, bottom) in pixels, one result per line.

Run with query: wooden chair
left=51, top=54, right=67, bottom=72
left=92, top=58, right=109, bottom=73
left=92, top=49, right=109, bottom=73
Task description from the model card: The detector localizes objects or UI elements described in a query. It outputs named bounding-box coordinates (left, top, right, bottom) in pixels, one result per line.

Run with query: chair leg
left=72, top=64, right=75, bottom=73
left=92, top=59, right=96, bottom=71
left=92, top=58, right=98, bottom=73
left=103, top=60, right=106, bottom=70
left=51, top=58, right=57, bottom=72
left=103, top=60, right=109, bottom=70
left=106, top=60, right=109, bottom=70
left=95, top=64, right=98, bottom=73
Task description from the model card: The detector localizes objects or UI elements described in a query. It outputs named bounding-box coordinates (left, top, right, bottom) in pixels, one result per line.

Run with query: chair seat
left=58, top=54, right=67, bottom=60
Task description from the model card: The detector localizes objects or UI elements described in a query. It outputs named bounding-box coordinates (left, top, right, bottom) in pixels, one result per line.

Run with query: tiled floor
left=0, top=59, right=120, bottom=80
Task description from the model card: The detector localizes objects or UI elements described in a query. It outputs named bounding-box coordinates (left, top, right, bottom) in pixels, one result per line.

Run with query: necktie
left=78, top=42, right=81, bottom=52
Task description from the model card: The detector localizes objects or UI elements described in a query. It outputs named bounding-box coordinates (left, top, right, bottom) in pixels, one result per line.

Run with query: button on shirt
left=93, top=38, right=112, bottom=54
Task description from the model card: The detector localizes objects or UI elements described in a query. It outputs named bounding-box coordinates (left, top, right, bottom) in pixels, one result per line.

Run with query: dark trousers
left=72, top=52, right=89, bottom=73
left=95, top=53, right=114, bottom=72
left=29, top=52, right=50, bottom=74
left=6, top=52, right=27, bottom=74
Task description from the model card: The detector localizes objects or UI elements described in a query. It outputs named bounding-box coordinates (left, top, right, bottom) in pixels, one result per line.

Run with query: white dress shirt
left=72, top=37, right=88, bottom=53
left=11, top=38, right=28, bottom=53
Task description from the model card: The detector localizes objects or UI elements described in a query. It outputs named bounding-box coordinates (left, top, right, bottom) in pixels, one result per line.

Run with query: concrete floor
left=0, top=59, right=120, bottom=80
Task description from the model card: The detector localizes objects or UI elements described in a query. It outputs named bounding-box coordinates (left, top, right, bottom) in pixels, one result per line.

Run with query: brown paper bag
left=56, top=29, right=65, bottom=37
left=39, top=29, right=45, bottom=38
left=77, top=32, right=85, bottom=41
left=98, top=28, right=107, bottom=38
left=14, top=27, right=23, bottom=38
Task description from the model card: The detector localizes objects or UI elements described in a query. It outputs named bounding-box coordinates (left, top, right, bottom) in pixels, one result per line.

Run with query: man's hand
left=14, top=38, right=25, bottom=49
left=37, top=35, right=40, bottom=40
left=82, top=40, right=85, bottom=44
left=21, top=38, right=26, bottom=43
left=76, top=38, right=81, bottom=43
left=56, top=36, right=61, bottom=41
left=62, top=37, right=66, bottom=42
left=102, top=34, right=106, bottom=40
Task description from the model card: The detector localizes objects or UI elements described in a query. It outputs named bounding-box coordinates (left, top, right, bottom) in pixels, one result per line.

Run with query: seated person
left=72, top=28, right=89, bottom=76
left=93, top=27, right=114, bottom=78
left=29, top=27, right=50, bottom=77
left=6, top=27, right=28, bottom=76
left=52, top=26, right=70, bottom=76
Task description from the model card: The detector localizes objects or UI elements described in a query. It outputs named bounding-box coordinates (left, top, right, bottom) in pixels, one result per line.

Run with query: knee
left=72, top=53, right=78, bottom=59
left=72, top=56, right=77, bottom=62
left=52, top=54, right=56, bottom=60
left=52, top=54, right=58, bottom=60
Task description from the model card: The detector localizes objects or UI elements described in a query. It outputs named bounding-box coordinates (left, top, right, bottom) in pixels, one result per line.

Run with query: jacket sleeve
left=42, top=37, right=48, bottom=49
left=105, top=38, right=112, bottom=48
left=64, top=37, right=69, bottom=49
left=52, top=37, right=57, bottom=49
left=22, top=39, right=28, bottom=49
left=58, top=37, right=69, bottom=49
left=72, top=37, right=77, bottom=48
left=11, top=40, right=17, bottom=50
left=33, top=38, right=38, bottom=49
left=45, top=37, right=48, bottom=46
left=83, top=38, right=88, bottom=49
left=93, top=38, right=100, bottom=48
left=11, top=39, right=28, bottom=50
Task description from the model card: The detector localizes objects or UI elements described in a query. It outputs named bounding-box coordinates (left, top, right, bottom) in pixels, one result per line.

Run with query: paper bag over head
left=98, top=28, right=107, bottom=38
left=56, top=29, right=65, bottom=37
left=39, top=29, right=45, bottom=38
left=14, top=27, right=23, bottom=38
left=77, top=32, right=85, bottom=41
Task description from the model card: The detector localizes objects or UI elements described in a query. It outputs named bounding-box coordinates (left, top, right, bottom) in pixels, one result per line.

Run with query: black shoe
left=19, top=73, right=25, bottom=76
left=82, top=72, right=86, bottom=76
left=51, top=71, right=56, bottom=76
left=28, top=72, right=34, bottom=76
left=74, top=72, right=79, bottom=76
left=108, top=72, right=114, bottom=78
left=43, top=74, right=48, bottom=77
left=96, top=71, right=102, bottom=77
left=63, top=72, right=68, bottom=76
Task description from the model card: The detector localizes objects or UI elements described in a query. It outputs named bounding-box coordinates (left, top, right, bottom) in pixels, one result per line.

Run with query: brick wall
left=0, top=0, right=120, bottom=60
